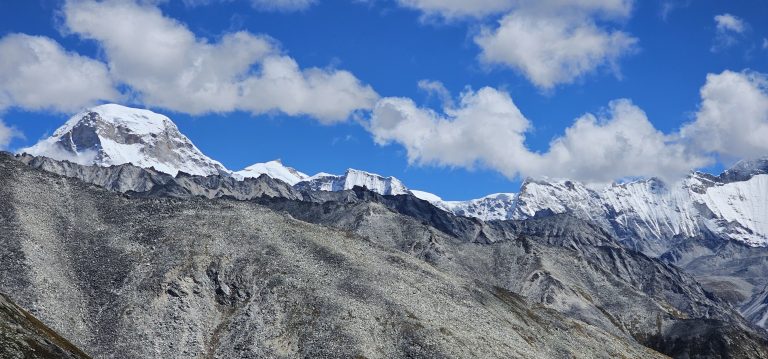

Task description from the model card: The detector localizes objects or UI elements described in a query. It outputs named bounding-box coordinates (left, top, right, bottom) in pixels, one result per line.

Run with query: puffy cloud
left=0, top=119, right=23, bottom=150
left=62, top=0, right=376, bottom=122
left=396, top=0, right=638, bottom=89
left=0, top=33, right=118, bottom=113
left=681, top=70, right=768, bottom=160
left=239, top=57, right=379, bottom=120
left=712, top=13, right=747, bottom=52
left=475, top=13, right=637, bottom=89
left=369, top=87, right=705, bottom=183
left=370, top=87, right=535, bottom=173
left=541, top=99, right=709, bottom=182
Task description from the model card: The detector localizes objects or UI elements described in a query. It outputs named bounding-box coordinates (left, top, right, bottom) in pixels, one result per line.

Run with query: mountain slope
left=14, top=153, right=300, bottom=201
left=0, top=154, right=664, bottom=359
left=258, top=189, right=768, bottom=357
left=22, top=104, right=227, bottom=176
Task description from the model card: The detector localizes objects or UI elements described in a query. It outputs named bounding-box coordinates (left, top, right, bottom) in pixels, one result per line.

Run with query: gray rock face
left=0, top=154, right=666, bottom=358
left=0, top=292, right=90, bottom=359
left=15, top=153, right=301, bottom=201
left=660, top=235, right=768, bottom=329
left=257, top=192, right=768, bottom=357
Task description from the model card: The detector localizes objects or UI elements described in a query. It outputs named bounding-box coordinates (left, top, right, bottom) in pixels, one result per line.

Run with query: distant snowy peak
left=412, top=191, right=518, bottom=221
left=22, top=104, right=227, bottom=176
left=444, top=193, right=518, bottom=221
left=295, top=168, right=409, bottom=195
left=508, top=160, right=768, bottom=250
left=718, top=157, right=768, bottom=183
left=234, top=160, right=308, bottom=185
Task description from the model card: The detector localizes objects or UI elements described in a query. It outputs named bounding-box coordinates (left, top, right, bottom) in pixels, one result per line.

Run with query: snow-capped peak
left=412, top=190, right=518, bottom=221
left=21, top=104, right=227, bottom=176
left=234, top=160, right=309, bottom=185
left=295, top=168, right=409, bottom=195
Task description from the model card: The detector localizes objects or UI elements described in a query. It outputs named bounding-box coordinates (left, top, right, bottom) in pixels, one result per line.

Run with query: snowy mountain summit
left=22, top=104, right=227, bottom=176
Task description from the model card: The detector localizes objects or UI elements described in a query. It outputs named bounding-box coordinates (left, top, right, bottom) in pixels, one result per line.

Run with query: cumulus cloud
left=62, top=0, right=376, bottom=122
left=397, top=0, right=638, bottom=90
left=681, top=70, right=768, bottom=160
left=712, top=13, right=747, bottom=52
left=0, top=119, right=23, bottom=150
left=369, top=87, right=706, bottom=183
left=475, top=12, right=637, bottom=89
left=0, top=33, right=117, bottom=113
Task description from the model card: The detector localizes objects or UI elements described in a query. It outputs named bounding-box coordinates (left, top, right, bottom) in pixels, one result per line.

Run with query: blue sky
left=1, top=0, right=768, bottom=199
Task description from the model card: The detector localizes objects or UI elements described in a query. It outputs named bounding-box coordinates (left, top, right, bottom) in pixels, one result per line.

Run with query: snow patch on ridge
left=295, top=169, right=409, bottom=195
left=235, top=160, right=308, bottom=185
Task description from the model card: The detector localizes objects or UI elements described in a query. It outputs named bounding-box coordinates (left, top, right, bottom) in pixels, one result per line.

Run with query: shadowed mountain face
left=0, top=154, right=665, bottom=358
left=3, top=152, right=768, bottom=358
left=0, top=293, right=90, bottom=359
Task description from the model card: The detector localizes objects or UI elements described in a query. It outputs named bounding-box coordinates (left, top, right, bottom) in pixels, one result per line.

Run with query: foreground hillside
left=0, top=154, right=671, bottom=358
left=4, top=153, right=768, bottom=357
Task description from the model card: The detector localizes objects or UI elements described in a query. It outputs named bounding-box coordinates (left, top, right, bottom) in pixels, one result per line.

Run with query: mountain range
left=6, top=103, right=768, bottom=357
left=22, top=104, right=768, bottom=253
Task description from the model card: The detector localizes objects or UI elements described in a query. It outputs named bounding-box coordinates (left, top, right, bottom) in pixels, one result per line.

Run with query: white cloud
left=396, top=0, right=638, bottom=89
left=715, top=13, right=746, bottom=33
left=681, top=70, right=768, bottom=160
left=62, top=0, right=376, bottom=122
left=369, top=87, right=706, bottom=183
left=0, top=33, right=118, bottom=113
left=712, top=13, right=747, bottom=52
left=396, top=0, right=632, bottom=20
left=475, top=12, right=637, bottom=89
left=763, top=38, right=768, bottom=49
left=396, top=0, right=516, bottom=19
left=0, top=119, right=23, bottom=151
